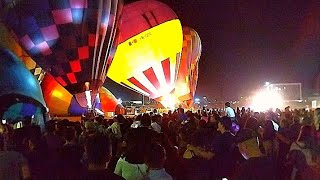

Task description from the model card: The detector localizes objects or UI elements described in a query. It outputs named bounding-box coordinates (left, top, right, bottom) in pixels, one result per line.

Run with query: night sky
left=107, top=0, right=320, bottom=101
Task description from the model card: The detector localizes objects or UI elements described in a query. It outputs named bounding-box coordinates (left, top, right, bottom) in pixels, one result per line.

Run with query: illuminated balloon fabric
left=107, top=0, right=183, bottom=99
left=0, top=47, right=46, bottom=122
left=41, top=73, right=73, bottom=115
left=41, top=73, right=119, bottom=115
left=175, top=27, right=201, bottom=107
left=68, top=87, right=121, bottom=115
left=0, top=23, right=46, bottom=82
left=99, top=87, right=121, bottom=113
left=3, top=0, right=123, bottom=94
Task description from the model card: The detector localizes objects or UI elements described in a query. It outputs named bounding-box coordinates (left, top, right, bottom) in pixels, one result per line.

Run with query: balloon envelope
left=2, top=0, right=123, bottom=94
left=0, top=47, right=46, bottom=122
left=174, top=27, right=201, bottom=107
left=41, top=73, right=120, bottom=116
left=107, top=0, right=183, bottom=102
left=0, top=23, right=46, bottom=82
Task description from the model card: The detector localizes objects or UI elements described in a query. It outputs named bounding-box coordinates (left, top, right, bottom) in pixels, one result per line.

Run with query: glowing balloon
left=0, top=23, right=46, bottom=82
left=2, top=0, right=123, bottom=94
left=0, top=47, right=46, bottom=123
left=174, top=27, right=201, bottom=108
left=107, top=0, right=183, bottom=101
left=41, top=73, right=120, bottom=116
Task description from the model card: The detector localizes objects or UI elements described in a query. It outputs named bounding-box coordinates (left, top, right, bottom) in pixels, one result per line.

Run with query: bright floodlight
left=161, top=94, right=177, bottom=109
left=251, top=89, right=283, bottom=112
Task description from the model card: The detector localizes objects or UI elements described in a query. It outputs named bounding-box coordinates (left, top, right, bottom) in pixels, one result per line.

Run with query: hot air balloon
left=0, top=47, right=46, bottom=125
left=107, top=0, right=183, bottom=108
left=1, top=0, right=123, bottom=109
left=0, top=22, right=46, bottom=82
left=41, top=73, right=122, bottom=117
left=174, top=27, right=201, bottom=108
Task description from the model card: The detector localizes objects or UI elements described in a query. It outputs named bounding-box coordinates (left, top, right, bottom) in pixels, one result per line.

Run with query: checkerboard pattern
left=4, top=0, right=123, bottom=94
left=182, top=27, right=201, bottom=99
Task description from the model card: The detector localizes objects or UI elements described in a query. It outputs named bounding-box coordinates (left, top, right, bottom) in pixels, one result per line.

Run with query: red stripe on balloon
left=128, top=77, right=154, bottom=96
left=162, top=58, right=171, bottom=84
left=143, top=67, right=160, bottom=90
left=67, top=73, right=77, bottom=84
left=56, top=77, right=67, bottom=86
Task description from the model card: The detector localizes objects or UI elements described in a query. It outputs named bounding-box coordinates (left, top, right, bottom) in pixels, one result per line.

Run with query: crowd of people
left=1, top=103, right=320, bottom=180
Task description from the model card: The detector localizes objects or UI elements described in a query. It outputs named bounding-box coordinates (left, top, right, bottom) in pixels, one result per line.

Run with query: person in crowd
left=290, top=116, right=302, bottom=142
left=287, top=150, right=320, bottom=180
left=225, top=102, right=236, bottom=121
left=260, top=120, right=276, bottom=156
left=290, top=125, right=316, bottom=165
left=59, top=127, right=84, bottom=177
left=234, top=128, right=276, bottom=180
left=84, top=134, right=124, bottom=179
left=0, top=134, right=31, bottom=180
left=276, top=118, right=292, bottom=179
left=26, top=136, right=49, bottom=179
left=144, top=142, right=173, bottom=180
left=151, top=114, right=162, bottom=133
left=186, top=116, right=236, bottom=179
left=131, top=114, right=142, bottom=128
left=115, top=129, right=148, bottom=180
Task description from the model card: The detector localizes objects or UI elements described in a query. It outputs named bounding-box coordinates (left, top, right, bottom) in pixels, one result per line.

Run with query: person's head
left=198, top=119, right=207, bottom=128
left=145, top=143, right=166, bottom=169
left=225, top=102, right=231, bottom=107
left=85, top=135, right=111, bottom=166
left=236, top=129, right=261, bottom=160
left=141, top=113, right=152, bottom=127
left=45, top=120, right=56, bottom=134
left=297, top=125, right=313, bottom=143
left=280, top=118, right=290, bottom=128
left=64, top=127, right=76, bottom=143
left=302, top=116, right=312, bottom=126
left=94, top=116, right=104, bottom=124
left=293, top=116, right=300, bottom=124
left=218, top=116, right=232, bottom=133
left=211, top=113, right=220, bottom=123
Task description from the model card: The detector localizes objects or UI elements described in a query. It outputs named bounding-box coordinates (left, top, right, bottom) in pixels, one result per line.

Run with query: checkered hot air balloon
left=2, top=0, right=123, bottom=94
left=107, top=0, right=183, bottom=108
left=0, top=23, right=46, bottom=83
left=174, top=27, right=202, bottom=108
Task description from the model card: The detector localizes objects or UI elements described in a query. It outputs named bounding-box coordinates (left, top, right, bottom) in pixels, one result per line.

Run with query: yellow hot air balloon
left=107, top=0, right=183, bottom=108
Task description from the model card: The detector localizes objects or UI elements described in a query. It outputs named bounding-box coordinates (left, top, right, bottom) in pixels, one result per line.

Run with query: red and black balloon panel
left=3, top=0, right=122, bottom=94
left=118, top=0, right=178, bottom=43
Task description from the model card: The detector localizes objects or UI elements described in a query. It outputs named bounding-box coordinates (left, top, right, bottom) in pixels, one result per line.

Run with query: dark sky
left=108, top=0, right=320, bottom=101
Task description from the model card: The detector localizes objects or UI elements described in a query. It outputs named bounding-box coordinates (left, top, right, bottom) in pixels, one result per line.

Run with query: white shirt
left=151, top=122, right=161, bottom=133
left=290, top=142, right=315, bottom=165
left=147, top=168, right=173, bottom=180
left=114, top=157, right=148, bottom=180
left=225, top=107, right=235, bottom=118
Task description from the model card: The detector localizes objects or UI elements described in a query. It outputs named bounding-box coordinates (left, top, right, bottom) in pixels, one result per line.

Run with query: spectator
left=115, top=129, right=148, bottom=180
left=0, top=134, right=31, bottom=180
left=84, top=135, right=123, bottom=179
left=151, top=115, right=162, bottom=133
left=290, top=125, right=316, bottom=165
left=145, top=143, right=173, bottom=180
left=225, top=102, right=236, bottom=121
left=234, top=128, right=276, bottom=180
